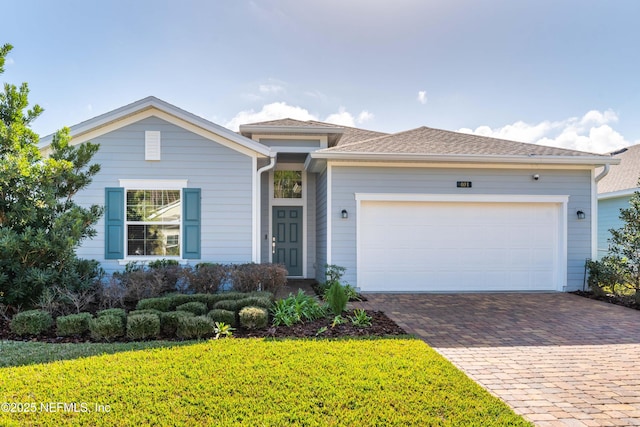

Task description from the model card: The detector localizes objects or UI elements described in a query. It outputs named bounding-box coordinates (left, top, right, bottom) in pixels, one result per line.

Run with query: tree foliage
left=599, top=180, right=640, bottom=302
left=0, top=43, right=103, bottom=306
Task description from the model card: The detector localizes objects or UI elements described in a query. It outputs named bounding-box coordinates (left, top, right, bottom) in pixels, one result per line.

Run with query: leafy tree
left=0, top=43, right=103, bottom=306
left=601, top=180, right=640, bottom=302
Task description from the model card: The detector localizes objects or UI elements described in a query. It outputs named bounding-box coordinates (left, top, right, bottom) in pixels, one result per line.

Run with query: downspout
left=255, top=154, right=277, bottom=263
left=590, top=163, right=611, bottom=263
left=594, top=163, right=610, bottom=182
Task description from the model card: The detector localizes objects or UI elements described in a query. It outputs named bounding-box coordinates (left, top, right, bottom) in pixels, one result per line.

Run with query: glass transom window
left=126, top=190, right=181, bottom=256
left=274, top=170, right=302, bottom=199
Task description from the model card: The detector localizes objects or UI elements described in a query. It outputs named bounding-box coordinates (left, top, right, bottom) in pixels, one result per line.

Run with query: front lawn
left=0, top=338, right=530, bottom=426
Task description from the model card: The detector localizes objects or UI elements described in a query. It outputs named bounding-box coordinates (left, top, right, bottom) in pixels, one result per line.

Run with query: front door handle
left=272, top=236, right=276, bottom=254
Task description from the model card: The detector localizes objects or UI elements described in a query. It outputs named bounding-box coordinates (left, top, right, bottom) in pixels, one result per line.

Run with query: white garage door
left=358, top=200, right=563, bottom=292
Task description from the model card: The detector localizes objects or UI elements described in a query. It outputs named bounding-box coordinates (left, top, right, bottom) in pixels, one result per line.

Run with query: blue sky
left=2, top=0, right=639, bottom=153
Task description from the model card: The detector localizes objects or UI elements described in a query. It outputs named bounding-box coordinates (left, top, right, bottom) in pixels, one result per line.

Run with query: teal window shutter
left=183, top=188, right=201, bottom=259
left=105, top=187, right=125, bottom=259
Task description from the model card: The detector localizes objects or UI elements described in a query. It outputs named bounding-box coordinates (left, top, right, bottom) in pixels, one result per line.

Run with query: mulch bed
left=571, top=290, right=640, bottom=310
left=0, top=310, right=407, bottom=344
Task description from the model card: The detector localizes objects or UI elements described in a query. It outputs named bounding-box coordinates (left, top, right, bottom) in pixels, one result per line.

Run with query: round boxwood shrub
left=160, top=311, right=195, bottom=336
left=10, top=310, right=53, bottom=336
left=56, top=312, right=93, bottom=336
left=128, top=309, right=163, bottom=318
left=212, top=299, right=240, bottom=312
left=136, top=297, right=172, bottom=312
left=127, top=313, right=161, bottom=340
left=96, top=308, right=127, bottom=325
left=207, top=309, right=236, bottom=327
left=176, top=301, right=208, bottom=316
left=90, top=314, right=124, bottom=341
left=176, top=315, right=215, bottom=339
left=239, top=306, right=269, bottom=330
left=236, top=296, right=272, bottom=310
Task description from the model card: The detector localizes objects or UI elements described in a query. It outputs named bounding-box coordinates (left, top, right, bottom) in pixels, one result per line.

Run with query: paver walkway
left=356, top=293, right=640, bottom=427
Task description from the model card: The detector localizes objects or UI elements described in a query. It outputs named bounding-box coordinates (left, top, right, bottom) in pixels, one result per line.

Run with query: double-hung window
left=126, top=189, right=181, bottom=256
left=105, top=180, right=201, bottom=261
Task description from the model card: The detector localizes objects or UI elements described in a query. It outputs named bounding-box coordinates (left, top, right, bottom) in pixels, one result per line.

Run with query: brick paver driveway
left=358, top=293, right=640, bottom=427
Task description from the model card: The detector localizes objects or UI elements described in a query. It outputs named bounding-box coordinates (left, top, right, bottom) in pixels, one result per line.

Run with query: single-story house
left=39, top=96, right=619, bottom=292
left=596, top=144, right=640, bottom=258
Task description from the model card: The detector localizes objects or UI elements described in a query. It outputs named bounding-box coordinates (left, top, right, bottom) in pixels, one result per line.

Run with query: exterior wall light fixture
left=341, top=209, right=348, bottom=219
left=576, top=210, right=586, bottom=220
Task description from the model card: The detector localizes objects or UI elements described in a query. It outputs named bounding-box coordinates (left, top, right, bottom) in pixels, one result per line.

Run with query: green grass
left=0, top=340, right=195, bottom=368
left=0, top=338, right=531, bottom=426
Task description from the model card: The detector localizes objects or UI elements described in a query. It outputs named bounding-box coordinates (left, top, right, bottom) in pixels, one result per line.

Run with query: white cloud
left=5, top=57, right=14, bottom=66
left=325, top=107, right=355, bottom=127
left=259, top=84, right=284, bottom=94
left=458, top=109, right=629, bottom=154
left=417, top=90, right=427, bottom=104
left=226, top=103, right=375, bottom=131
left=357, top=111, right=374, bottom=124
left=224, top=102, right=316, bottom=130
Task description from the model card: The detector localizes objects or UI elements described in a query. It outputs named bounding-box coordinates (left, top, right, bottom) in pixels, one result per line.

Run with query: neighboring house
left=596, top=144, right=640, bottom=258
left=39, top=96, right=618, bottom=292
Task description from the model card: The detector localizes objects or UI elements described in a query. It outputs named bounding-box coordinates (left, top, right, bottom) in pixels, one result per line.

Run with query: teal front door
left=272, top=206, right=303, bottom=276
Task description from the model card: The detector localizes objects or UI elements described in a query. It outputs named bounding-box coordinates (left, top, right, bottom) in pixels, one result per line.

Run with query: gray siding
left=75, top=116, right=255, bottom=272
left=259, top=138, right=321, bottom=149
left=260, top=173, right=270, bottom=263
left=597, top=196, right=630, bottom=259
left=306, top=173, right=317, bottom=279
left=315, top=169, right=328, bottom=282
left=329, top=165, right=593, bottom=291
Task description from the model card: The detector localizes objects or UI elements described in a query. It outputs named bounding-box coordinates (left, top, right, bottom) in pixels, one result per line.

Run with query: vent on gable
left=145, top=131, right=161, bottom=161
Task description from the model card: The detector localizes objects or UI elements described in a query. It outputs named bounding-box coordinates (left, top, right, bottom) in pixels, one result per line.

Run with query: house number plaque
left=456, top=181, right=472, bottom=188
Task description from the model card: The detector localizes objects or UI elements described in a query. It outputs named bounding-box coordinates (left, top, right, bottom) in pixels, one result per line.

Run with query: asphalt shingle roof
left=319, top=126, right=605, bottom=157
left=598, top=144, right=640, bottom=194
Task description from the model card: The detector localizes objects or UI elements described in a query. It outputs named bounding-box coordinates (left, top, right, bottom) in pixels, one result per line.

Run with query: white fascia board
left=239, top=125, right=344, bottom=135
left=598, top=188, right=638, bottom=200
left=39, top=96, right=271, bottom=157
left=309, top=151, right=620, bottom=167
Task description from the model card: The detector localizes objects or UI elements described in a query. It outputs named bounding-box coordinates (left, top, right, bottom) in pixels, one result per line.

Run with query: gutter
left=309, top=151, right=621, bottom=166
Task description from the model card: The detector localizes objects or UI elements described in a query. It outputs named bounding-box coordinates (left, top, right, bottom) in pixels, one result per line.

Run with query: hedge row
left=9, top=292, right=274, bottom=341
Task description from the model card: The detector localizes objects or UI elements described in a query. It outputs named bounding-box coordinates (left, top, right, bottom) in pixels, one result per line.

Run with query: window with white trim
left=126, top=189, right=181, bottom=256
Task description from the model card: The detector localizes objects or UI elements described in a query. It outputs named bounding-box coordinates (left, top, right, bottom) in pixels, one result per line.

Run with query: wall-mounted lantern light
left=576, top=210, right=586, bottom=220
left=341, top=209, right=348, bottom=219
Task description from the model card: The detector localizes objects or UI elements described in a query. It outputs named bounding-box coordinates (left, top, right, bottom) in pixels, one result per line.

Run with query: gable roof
left=598, top=144, right=640, bottom=195
left=39, top=96, right=271, bottom=157
left=309, top=126, right=618, bottom=167
left=239, top=118, right=387, bottom=147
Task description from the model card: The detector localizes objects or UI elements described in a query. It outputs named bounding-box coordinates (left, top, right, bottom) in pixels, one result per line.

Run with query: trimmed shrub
left=160, top=311, right=195, bottom=336
left=90, top=315, right=124, bottom=341
left=128, top=309, right=163, bottom=318
left=127, top=314, right=161, bottom=340
left=183, top=263, right=227, bottom=294
left=168, top=294, right=200, bottom=309
left=176, top=315, right=215, bottom=339
left=236, top=296, right=272, bottom=310
left=207, top=309, right=236, bottom=327
left=212, top=299, right=241, bottom=312
left=176, top=301, right=208, bottom=316
left=230, top=263, right=287, bottom=293
left=10, top=310, right=54, bottom=336
left=239, top=306, right=269, bottom=329
left=97, top=308, right=127, bottom=325
left=136, top=297, right=172, bottom=312
left=56, top=312, right=93, bottom=336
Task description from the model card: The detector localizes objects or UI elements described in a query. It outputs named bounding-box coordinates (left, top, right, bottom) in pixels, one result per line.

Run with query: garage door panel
left=359, top=200, right=561, bottom=292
